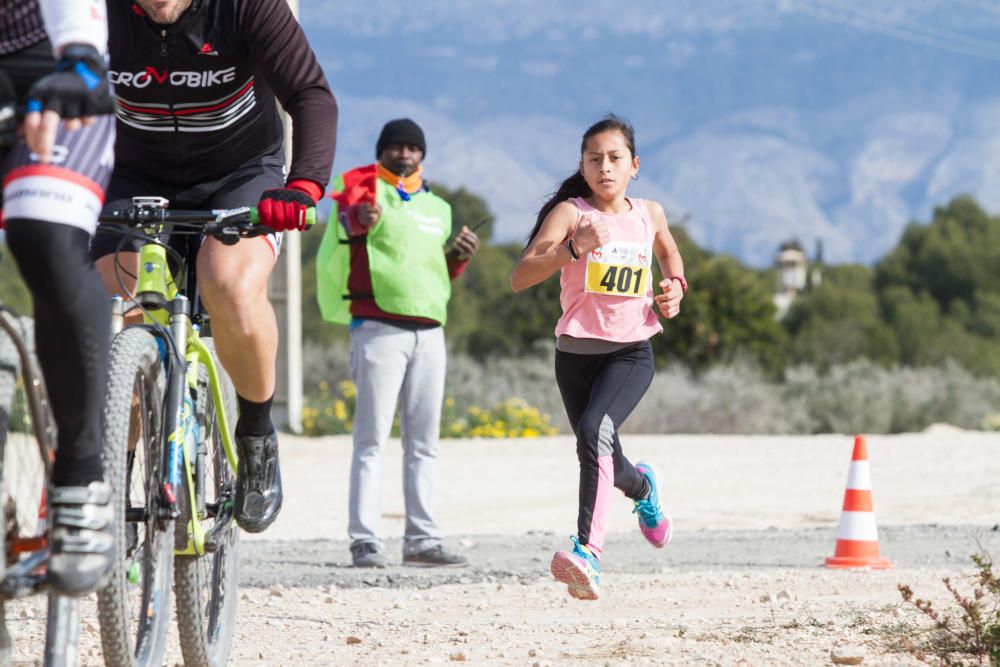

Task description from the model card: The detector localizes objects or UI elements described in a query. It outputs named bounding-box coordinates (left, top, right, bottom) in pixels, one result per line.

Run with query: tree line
left=304, top=191, right=1000, bottom=378
left=3, top=192, right=997, bottom=378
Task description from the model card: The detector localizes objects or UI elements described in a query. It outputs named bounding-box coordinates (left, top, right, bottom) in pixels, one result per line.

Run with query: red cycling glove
left=256, top=179, right=322, bottom=231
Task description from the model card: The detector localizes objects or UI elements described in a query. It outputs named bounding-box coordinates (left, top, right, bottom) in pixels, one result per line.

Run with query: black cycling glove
left=25, top=44, right=114, bottom=119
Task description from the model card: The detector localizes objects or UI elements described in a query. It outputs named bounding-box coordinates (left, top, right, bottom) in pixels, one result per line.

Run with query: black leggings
left=4, top=219, right=109, bottom=486
left=554, top=341, right=654, bottom=556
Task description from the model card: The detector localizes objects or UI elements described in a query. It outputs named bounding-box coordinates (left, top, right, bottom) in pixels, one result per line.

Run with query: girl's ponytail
left=525, top=171, right=591, bottom=246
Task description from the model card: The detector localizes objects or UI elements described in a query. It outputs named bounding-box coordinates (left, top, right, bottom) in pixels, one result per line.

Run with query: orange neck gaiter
left=377, top=163, right=424, bottom=199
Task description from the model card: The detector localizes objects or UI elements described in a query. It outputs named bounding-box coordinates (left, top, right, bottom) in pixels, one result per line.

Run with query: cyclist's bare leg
left=196, top=235, right=281, bottom=533
left=195, top=236, right=277, bottom=403
left=96, top=252, right=144, bottom=455
left=98, top=238, right=277, bottom=408
left=95, top=252, right=146, bottom=324
left=96, top=251, right=137, bottom=294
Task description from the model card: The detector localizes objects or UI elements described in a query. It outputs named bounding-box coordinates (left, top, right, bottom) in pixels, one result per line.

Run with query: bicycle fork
left=159, top=295, right=215, bottom=559
left=159, top=297, right=190, bottom=526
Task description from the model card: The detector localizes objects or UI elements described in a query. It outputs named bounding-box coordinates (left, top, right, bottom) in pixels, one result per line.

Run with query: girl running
left=510, top=114, right=685, bottom=601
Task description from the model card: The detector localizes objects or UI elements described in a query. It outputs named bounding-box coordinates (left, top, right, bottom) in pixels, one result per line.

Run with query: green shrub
left=301, top=378, right=558, bottom=439
left=443, top=397, right=559, bottom=438
left=626, top=361, right=810, bottom=435
left=301, top=379, right=354, bottom=436
left=787, top=360, right=1000, bottom=434
left=302, top=344, right=1000, bottom=436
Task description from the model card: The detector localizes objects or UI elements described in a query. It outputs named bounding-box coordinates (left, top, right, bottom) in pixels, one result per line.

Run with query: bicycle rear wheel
left=0, top=315, right=79, bottom=665
left=97, top=327, right=173, bottom=667
left=174, top=338, right=240, bottom=667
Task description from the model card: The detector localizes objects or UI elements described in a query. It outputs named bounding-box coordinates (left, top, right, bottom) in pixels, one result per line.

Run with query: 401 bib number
left=584, top=242, right=652, bottom=298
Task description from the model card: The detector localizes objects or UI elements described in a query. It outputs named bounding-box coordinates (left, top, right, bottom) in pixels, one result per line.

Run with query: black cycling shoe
left=48, top=480, right=115, bottom=596
left=234, top=430, right=283, bottom=533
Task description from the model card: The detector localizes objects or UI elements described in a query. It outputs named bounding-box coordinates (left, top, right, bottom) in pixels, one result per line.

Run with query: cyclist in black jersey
left=92, top=0, right=339, bottom=533
left=1, top=0, right=117, bottom=595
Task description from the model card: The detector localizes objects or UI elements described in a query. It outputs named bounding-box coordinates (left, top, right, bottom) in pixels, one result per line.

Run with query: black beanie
left=376, top=118, right=426, bottom=158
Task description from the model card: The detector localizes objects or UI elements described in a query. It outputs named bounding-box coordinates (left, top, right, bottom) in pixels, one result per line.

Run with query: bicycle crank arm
left=205, top=499, right=234, bottom=553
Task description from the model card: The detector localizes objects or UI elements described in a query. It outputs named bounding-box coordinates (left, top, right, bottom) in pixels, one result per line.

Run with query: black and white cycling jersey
left=107, top=0, right=337, bottom=192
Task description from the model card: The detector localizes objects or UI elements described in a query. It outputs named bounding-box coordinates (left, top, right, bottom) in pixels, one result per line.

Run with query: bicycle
left=0, top=268, right=81, bottom=665
left=96, top=197, right=297, bottom=667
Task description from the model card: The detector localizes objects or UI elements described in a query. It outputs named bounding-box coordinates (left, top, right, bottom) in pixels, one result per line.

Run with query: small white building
left=773, top=239, right=821, bottom=318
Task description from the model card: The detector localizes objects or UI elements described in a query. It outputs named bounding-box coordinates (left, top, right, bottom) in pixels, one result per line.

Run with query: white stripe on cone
left=846, top=461, right=872, bottom=490
left=835, top=511, right=880, bottom=542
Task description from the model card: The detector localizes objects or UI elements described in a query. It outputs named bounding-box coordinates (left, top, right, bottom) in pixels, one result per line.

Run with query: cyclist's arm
left=38, top=0, right=107, bottom=56
left=238, top=0, right=337, bottom=199
left=26, top=0, right=111, bottom=162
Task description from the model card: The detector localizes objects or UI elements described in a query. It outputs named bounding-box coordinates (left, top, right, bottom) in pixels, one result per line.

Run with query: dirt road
left=5, top=429, right=999, bottom=665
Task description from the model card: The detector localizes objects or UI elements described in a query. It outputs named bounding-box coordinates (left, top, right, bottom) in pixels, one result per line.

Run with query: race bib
left=584, top=242, right=652, bottom=298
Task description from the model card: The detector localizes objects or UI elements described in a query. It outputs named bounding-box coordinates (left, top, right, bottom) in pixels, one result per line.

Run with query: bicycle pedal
left=203, top=515, right=234, bottom=553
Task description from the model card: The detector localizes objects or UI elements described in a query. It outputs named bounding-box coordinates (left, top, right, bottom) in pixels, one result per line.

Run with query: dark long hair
left=525, top=113, right=637, bottom=247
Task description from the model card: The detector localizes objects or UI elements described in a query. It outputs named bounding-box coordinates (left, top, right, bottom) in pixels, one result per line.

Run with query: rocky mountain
left=303, top=0, right=1000, bottom=265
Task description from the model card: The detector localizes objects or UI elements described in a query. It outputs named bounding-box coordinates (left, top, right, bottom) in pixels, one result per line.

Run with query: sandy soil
left=259, top=428, right=1000, bottom=542
left=4, top=429, right=999, bottom=665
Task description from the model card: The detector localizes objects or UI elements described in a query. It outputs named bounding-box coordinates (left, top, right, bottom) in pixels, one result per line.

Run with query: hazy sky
left=302, top=1, right=1000, bottom=264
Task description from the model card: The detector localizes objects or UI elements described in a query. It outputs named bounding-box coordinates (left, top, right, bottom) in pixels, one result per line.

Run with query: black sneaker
left=402, top=544, right=468, bottom=568
left=350, top=542, right=386, bottom=568
left=48, top=481, right=115, bottom=596
left=234, top=430, right=282, bottom=533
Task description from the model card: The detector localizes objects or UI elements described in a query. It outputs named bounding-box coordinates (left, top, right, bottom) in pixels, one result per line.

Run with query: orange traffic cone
left=825, top=435, right=892, bottom=569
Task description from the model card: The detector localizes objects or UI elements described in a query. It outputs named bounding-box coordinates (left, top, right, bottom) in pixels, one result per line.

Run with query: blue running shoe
left=633, top=462, right=672, bottom=548
left=550, top=536, right=600, bottom=600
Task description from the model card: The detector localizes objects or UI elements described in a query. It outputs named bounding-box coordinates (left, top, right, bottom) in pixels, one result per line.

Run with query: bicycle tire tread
left=96, top=328, right=173, bottom=667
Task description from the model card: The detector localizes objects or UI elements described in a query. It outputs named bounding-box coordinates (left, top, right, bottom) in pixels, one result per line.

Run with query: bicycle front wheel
left=174, top=338, right=240, bottom=667
left=97, top=327, right=173, bottom=667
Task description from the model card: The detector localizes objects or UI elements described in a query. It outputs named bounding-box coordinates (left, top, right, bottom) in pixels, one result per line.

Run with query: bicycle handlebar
left=98, top=202, right=316, bottom=240
left=99, top=205, right=254, bottom=226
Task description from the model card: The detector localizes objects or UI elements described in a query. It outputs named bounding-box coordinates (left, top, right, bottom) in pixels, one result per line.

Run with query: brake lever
left=214, top=225, right=242, bottom=245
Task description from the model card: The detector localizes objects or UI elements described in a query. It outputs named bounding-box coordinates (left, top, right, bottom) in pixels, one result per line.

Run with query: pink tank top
left=555, top=197, right=664, bottom=342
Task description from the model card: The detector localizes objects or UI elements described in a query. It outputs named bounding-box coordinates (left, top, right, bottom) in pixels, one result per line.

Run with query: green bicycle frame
left=133, top=235, right=238, bottom=556
left=134, top=241, right=176, bottom=325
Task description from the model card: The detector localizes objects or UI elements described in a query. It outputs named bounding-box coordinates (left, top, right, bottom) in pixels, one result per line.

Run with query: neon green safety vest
left=317, top=176, right=453, bottom=326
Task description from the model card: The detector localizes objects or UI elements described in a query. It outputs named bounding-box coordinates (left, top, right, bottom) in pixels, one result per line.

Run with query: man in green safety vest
left=317, top=118, right=479, bottom=568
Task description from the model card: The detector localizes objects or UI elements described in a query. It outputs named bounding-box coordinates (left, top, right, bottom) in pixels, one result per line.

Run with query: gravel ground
left=4, top=525, right=995, bottom=666
left=3, top=430, right=998, bottom=665
left=238, top=524, right=998, bottom=590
